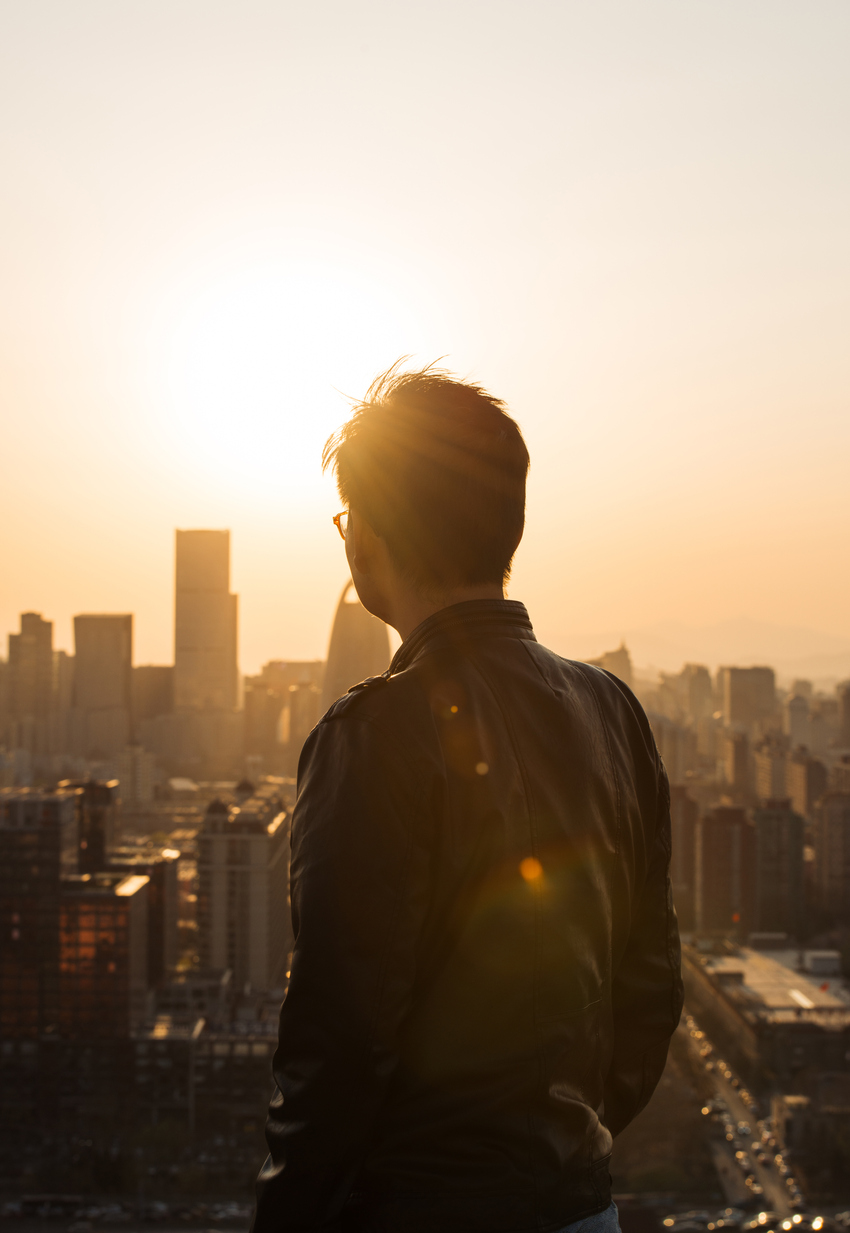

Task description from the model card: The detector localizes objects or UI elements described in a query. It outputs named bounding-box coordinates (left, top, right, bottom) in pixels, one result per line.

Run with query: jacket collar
left=388, top=599, right=536, bottom=675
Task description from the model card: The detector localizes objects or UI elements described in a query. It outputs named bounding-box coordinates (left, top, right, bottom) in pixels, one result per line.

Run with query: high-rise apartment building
left=197, top=784, right=291, bottom=992
left=73, top=614, right=133, bottom=757
left=752, top=800, right=804, bottom=939
left=322, top=581, right=391, bottom=712
left=813, top=793, right=850, bottom=922
left=0, top=787, right=81, bottom=1037
left=720, top=728, right=751, bottom=798
left=719, top=666, right=776, bottom=729
left=174, top=530, right=238, bottom=711
left=59, top=871, right=149, bottom=1037
left=695, top=805, right=755, bottom=936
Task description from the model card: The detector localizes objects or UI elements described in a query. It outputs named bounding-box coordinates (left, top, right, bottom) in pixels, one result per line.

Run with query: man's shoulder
left=317, top=665, right=430, bottom=735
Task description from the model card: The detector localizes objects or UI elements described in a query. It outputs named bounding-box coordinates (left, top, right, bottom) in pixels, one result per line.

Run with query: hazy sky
left=2, top=0, right=849, bottom=673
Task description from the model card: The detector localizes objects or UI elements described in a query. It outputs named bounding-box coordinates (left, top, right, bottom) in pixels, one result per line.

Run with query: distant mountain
left=538, top=617, right=850, bottom=684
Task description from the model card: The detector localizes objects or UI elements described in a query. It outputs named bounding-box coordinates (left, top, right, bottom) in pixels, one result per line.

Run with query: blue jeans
left=557, top=1201, right=621, bottom=1233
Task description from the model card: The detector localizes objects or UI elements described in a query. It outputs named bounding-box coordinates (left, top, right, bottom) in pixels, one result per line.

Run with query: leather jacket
left=254, top=600, right=683, bottom=1233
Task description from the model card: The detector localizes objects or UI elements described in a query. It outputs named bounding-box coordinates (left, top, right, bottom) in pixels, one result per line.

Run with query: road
left=682, top=1015, right=794, bottom=1217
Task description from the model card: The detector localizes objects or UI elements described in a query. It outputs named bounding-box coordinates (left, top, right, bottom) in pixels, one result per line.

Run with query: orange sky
left=1, top=1, right=849, bottom=675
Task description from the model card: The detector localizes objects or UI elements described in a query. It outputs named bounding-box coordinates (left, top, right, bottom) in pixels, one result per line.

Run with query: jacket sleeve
left=603, top=759, right=683, bottom=1137
left=252, top=706, right=432, bottom=1232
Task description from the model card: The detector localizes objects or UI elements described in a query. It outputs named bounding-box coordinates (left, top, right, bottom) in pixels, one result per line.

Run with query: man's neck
left=391, top=584, right=505, bottom=642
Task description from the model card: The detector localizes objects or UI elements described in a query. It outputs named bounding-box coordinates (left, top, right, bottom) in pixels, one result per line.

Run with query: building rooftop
left=701, top=946, right=850, bottom=1028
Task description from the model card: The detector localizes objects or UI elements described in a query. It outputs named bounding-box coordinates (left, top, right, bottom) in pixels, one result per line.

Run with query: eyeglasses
left=332, top=511, right=349, bottom=541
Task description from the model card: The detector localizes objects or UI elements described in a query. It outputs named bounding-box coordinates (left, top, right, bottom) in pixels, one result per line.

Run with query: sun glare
left=148, top=255, right=426, bottom=497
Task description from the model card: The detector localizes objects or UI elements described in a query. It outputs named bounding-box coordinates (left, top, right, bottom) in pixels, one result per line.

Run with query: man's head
left=323, top=363, right=529, bottom=625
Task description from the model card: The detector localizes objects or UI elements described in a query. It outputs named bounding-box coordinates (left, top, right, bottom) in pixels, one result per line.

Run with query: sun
left=148, top=252, right=427, bottom=496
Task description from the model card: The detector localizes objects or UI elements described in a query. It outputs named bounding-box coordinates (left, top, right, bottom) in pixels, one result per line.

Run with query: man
left=253, top=365, right=683, bottom=1233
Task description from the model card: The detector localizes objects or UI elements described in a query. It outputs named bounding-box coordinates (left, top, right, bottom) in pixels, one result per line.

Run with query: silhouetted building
left=695, top=805, right=755, bottom=937
left=57, top=778, right=119, bottom=873
left=719, top=666, right=776, bottom=729
left=587, top=643, right=633, bottom=691
left=6, top=613, right=54, bottom=754
left=108, top=849, right=179, bottom=988
left=752, top=800, right=804, bottom=939
left=839, top=681, right=850, bottom=749
left=287, top=681, right=321, bottom=766
left=682, top=663, right=713, bottom=721
left=73, top=614, right=133, bottom=757
left=197, top=785, right=291, bottom=992
left=59, top=871, right=149, bottom=1038
left=784, top=693, right=810, bottom=749
left=0, top=787, right=81, bottom=1037
left=786, top=748, right=827, bottom=819
left=814, top=793, right=850, bottom=923
left=720, top=728, right=751, bottom=798
left=131, top=664, right=174, bottom=725
left=321, top=581, right=391, bottom=713
left=670, top=785, right=698, bottom=931
left=244, top=661, right=325, bottom=766
left=174, top=530, right=238, bottom=711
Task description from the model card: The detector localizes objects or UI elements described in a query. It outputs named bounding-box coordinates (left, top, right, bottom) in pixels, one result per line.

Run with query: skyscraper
left=321, top=581, right=391, bottom=713
left=752, top=800, right=804, bottom=939
left=6, top=613, right=54, bottom=754
left=719, top=666, right=776, bottom=729
left=695, top=805, right=756, bottom=936
left=814, top=793, right=850, bottom=922
left=669, top=784, right=698, bottom=931
left=73, top=614, right=133, bottom=757
left=174, top=530, right=238, bottom=712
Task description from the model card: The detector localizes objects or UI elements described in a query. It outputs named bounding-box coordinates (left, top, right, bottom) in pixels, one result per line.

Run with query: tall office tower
left=73, top=614, right=133, bottom=757
left=0, top=787, right=81, bottom=1037
left=752, top=801, right=804, bottom=939
left=754, top=737, right=788, bottom=802
left=813, top=793, right=850, bottom=922
left=719, top=666, right=776, bottom=729
left=197, top=785, right=291, bottom=992
left=59, top=871, right=149, bottom=1037
left=115, top=746, right=156, bottom=807
left=695, top=805, right=756, bottom=936
left=131, top=665, right=174, bottom=725
left=669, top=785, right=698, bottom=931
left=786, top=749, right=827, bottom=819
left=650, top=714, right=690, bottom=784
left=720, top=728, right=751, bottom=798
left=58, top=779, right=119, bottom=873
left=108, top=849, right=179, bottom=988
left=784, top=693, right=810, bottom=749
left=839, top=682, right=850, bottom=748
left=322, top=581, right=391, bottom=712
left=682, top=663, right=713, bottom=722
left=174, top=530, right=238, bottom=711
left=7, top=613, right=54, bottom=754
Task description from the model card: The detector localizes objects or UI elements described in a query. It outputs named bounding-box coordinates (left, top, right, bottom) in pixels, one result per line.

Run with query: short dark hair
left=323, top=362, right=529, bottom=590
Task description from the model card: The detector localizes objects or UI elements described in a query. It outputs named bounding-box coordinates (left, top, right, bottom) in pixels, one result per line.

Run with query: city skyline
left=2, top=2, right=850, bottom=673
